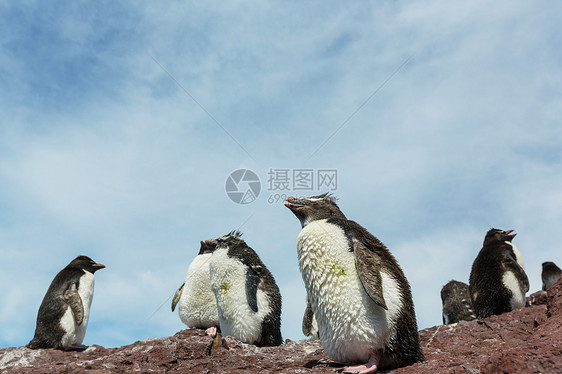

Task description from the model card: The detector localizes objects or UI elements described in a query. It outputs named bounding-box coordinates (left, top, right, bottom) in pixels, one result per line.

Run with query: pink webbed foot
left=342, top=352, right=380, bottom=374
left=205, top=326, right=218, bottom=337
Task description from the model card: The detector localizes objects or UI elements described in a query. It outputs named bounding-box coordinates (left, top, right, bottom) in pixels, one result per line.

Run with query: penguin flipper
left=245, top=266, right=260, bottom=313
left=302, top=299, right=315, bottom=336
left=63, top=283, right=84, bottom=325
left=353, top=238, right=388, bottom=310
left=171, top=282, right=185, bottom=312
left=502, top=249, right=530, bottom=293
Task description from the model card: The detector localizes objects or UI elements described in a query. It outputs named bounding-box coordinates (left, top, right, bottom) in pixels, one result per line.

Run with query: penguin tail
left=26, top=340, right=39, bottom=349
left=26, top=337, right=52, bottom=350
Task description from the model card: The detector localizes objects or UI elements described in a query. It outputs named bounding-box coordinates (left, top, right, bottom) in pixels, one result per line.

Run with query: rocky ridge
left=1, top=278, right=561, bottom=373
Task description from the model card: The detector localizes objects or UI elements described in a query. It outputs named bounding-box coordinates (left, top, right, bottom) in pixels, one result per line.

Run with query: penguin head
left=542, top=261, right=561, bottom=272
left=198, top=239, right=217, bottom=255
left=440, top=285, right=451, bottom=303
left=284, top=193, right=345, bottom=227
left=214, top=231, right=245, bottom=251
left=441, top=281, right=456, bottom=302
left=441, top=280, right=466, bottom=303
left=483, top=228, right=516, bottom=245
left=69, top=255, right=106, bottom=274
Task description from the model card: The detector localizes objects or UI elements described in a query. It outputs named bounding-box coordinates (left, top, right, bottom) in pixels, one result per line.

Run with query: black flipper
left=246, top=267, right=260, bottom=313
left=502, top=249, right=530, bottom=293
left=353, top=238, right=388, bottom=310
left=302, top=297, right=315, bottom=336
left=171, top=282, right=185, bottom=312
left=63, top=282, right=84, bottom=325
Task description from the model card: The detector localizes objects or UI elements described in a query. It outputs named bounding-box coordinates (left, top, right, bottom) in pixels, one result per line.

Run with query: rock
left=393, top=277, right=562, bottom=374
left=2, top=278, right=561, bottom=373
left=0, top=330, right=330, bottom=374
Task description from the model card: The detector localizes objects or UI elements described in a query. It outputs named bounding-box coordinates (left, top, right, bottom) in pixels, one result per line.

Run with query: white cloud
left=1, top=1, right=561, bottom=349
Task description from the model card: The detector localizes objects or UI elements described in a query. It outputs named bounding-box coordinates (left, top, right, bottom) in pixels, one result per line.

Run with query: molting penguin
left=285, top=194, right=424, bottom=373
left=469, top=228, right=529, bottom=318
left=441, top=280, right=476, bottom=325
left=208, top=231, right=282, bottom=347
left=171, top=239, right=219, bottom=329
left=27, top=255, right=105, bottom=350
left=542, top=261, right=561, bottom=291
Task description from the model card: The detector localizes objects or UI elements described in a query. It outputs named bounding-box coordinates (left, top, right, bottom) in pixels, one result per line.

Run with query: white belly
left=503, top=241, right=527, bottom=309
left=209, top=248, right=271, bottom=344
left=502, top=271, right=525, bottom=309
left=506, top=241, right=525, bottom=270
left=297, top=220, right=402, bottom=363
left=178, top=253, right=219, bottom=328
left=60, top=271, right=95, bottom=347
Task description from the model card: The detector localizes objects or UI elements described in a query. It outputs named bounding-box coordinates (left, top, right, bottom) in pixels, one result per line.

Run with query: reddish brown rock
left=393, top=277, right=562, bottom=374
left=2, top=278, right=561, bottom=373
left=0, top=330, right=331, bottom=374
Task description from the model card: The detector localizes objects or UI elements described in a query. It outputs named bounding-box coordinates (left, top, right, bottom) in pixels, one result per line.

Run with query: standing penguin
left=208, top=231, right=282, bottom=347
left=27, top=255, right=105, bottom=350
left=469, top=228, right=529, bottom=318
left=285, top=194, right=424, bottom=373
left=542, top=261, right=562, bottom=291
left=171, top=239, right=219, bottom=329
left=441, top=280, right=476, bottom=325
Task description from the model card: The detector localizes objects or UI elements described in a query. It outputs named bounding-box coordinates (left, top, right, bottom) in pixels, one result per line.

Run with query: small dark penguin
left=469, top=228, right=529, bottom=318
left=27, top=255, right=105, bottom=350
left=285, top=194, right=424, bottom=373
left=208, top=231, right=282, bottom=347
left=542, top=261, right=561, bottom=291
left=441, top=280, right=476, bottom=325
left=171, top=239, right=219, bottom=329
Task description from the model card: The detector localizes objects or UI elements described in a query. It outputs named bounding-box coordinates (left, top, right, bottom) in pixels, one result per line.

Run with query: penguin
left=285, top=194, right=424, bottom=373
left=27, top=255, right=105, bottom=350
left=207, top=231, right=282, bottom=347
left=469, top=228, right=529, bottom=319
left=302, top=294, right=319, bottom=339
left=171, top=239, right=219, bottom=329
left=441, top=280, right=476, bottom=325
left=542, top=261, right=562, bottom=291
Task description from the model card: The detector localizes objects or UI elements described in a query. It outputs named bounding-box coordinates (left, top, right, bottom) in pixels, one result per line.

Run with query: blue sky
left=1, top=1, right=561, bottom=348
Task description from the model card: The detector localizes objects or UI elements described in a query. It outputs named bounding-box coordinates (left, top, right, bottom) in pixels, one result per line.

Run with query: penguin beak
left=94, top=263, right=106, bottom=270
left=505, top=230, right=517, bottom=240
left=199, top=239, right=217, bottom=254
left=284, top=197, right=305, bottom=210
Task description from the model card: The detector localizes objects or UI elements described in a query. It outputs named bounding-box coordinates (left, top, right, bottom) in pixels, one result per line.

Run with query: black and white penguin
left=208, top=231, right=282, bottom=347
left=171, top=239, right=219, bottom=329
left=27, top=255, right=105, bottom=350
left=469, top=228, right=529, bottom=318
left=441, top=280, right=476, bottom=325
left=285, top=194, right=424, bottom=373
left=302, top=294, right=319, bottom=339
left=542, top=261, right=562, bottom=291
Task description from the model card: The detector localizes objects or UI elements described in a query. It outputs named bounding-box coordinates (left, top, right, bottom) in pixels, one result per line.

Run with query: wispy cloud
left=1, top=1, right=561, bottom=348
